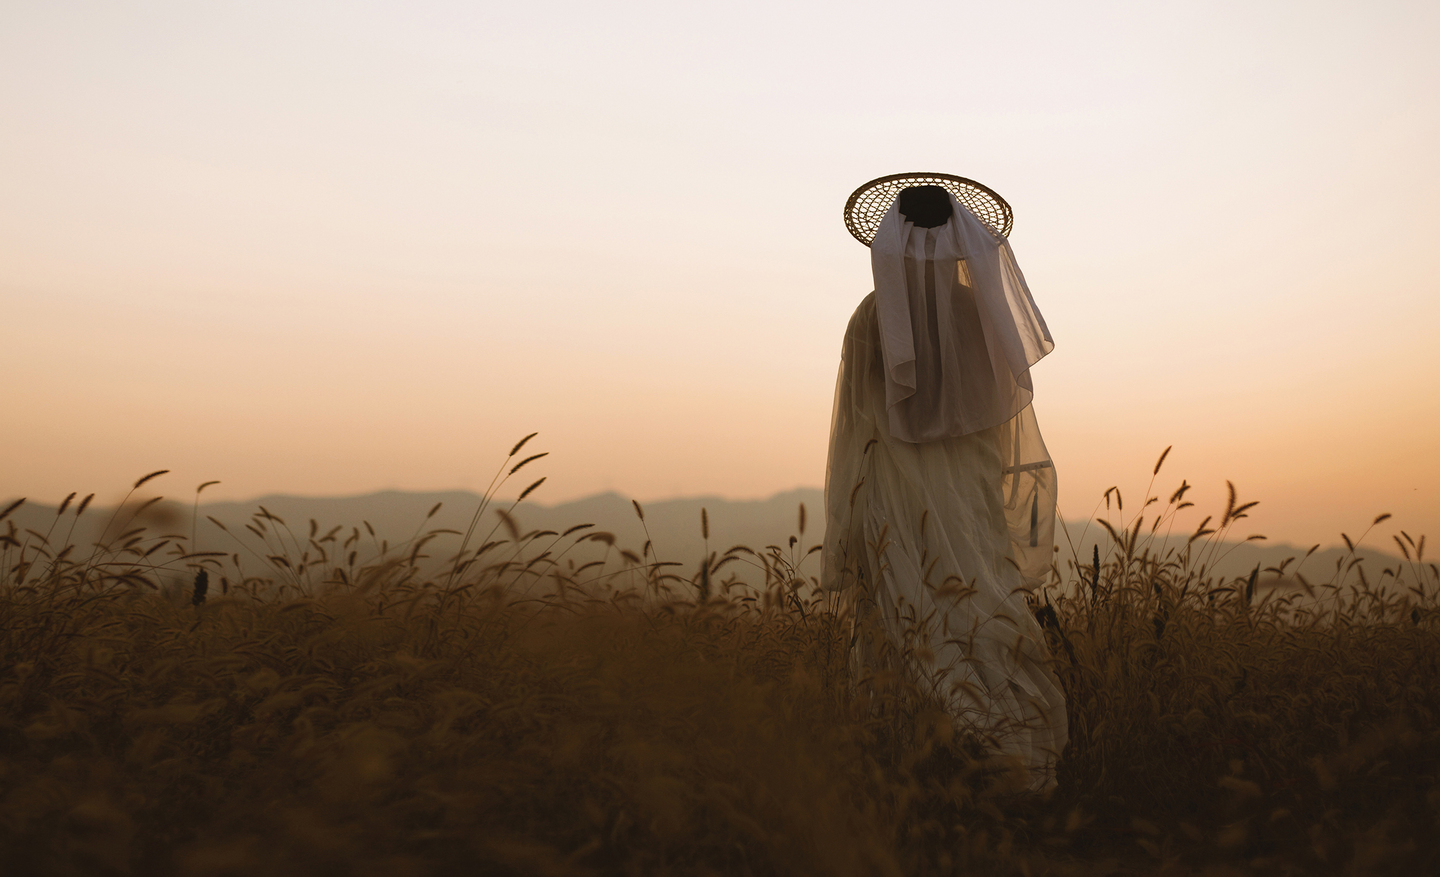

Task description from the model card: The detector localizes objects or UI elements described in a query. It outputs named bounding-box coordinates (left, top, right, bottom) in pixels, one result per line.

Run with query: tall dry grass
left=2, top=441, right=1437, bottom=875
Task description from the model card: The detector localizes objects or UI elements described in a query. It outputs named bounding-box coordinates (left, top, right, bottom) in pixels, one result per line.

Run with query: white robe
left=821, top=290, right=1068, bottom=792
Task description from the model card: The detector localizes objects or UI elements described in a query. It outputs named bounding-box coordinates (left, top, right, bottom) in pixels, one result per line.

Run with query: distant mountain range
left=3, top=488, right=1415, bottom=592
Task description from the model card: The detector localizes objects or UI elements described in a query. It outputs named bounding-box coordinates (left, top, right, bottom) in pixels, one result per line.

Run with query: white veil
left=870, top=194, right=1053, bottom=443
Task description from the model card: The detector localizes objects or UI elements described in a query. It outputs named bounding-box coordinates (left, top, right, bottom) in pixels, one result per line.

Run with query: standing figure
left=822, top=173, right=1067, bottom=791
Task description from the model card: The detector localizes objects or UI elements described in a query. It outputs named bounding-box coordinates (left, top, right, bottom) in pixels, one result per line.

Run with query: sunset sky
left=4, top=0, right=1438, bottom=546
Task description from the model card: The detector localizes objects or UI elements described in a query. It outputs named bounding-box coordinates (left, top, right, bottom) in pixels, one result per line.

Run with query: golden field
left=2, top=441, right=1437, bottom=876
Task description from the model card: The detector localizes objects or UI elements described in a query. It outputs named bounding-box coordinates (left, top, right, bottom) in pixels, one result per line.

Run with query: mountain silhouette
left=1, top=488, right=1412, bottom=594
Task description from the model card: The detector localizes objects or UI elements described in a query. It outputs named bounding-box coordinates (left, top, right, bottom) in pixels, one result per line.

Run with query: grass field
left=2, top=441, right=1437, bottom=875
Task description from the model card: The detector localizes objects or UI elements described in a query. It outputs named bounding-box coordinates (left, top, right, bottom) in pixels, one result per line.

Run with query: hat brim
left=844, top=173, right=1013, bottom=245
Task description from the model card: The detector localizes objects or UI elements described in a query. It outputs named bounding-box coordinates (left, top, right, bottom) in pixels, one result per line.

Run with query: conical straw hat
left=844, top=172, right=1013, bottom=245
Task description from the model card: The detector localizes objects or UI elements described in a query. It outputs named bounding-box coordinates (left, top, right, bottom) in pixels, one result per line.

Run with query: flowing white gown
left=822, top=204, right=1068, bottom=792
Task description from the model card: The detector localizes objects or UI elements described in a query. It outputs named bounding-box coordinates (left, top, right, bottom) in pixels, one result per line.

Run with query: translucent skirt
left=822, top=293, right=1068, bottom=791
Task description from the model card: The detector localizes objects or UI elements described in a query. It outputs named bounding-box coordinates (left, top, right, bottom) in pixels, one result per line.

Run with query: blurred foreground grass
left=2, top=445, right=1438, bottom=876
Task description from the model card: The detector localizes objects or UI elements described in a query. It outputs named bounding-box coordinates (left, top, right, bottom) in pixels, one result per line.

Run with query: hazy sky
left=4, top=0, right=1438, bottom=546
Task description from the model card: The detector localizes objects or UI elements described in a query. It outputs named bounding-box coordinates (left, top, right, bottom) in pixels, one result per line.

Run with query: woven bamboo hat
left=843, top=172, right=1013, bottom=245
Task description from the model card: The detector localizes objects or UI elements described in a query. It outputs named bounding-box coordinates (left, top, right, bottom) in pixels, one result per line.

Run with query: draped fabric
left=870, top=194, right=1053, bottom=443
left=821, top=200, right=1066, bottom=790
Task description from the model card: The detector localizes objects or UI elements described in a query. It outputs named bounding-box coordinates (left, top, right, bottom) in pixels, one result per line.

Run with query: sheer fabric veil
left=821, top=195, right=1067, bottom=790
left=870, top=194, right=1053, bottom=443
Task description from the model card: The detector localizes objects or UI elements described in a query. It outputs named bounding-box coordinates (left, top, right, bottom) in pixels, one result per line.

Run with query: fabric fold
left=870, top=194, right=1054, bottom=443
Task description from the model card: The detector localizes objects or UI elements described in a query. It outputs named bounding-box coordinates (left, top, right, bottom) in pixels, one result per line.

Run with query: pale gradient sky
left=3, top=0, right=1438, bottom=546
